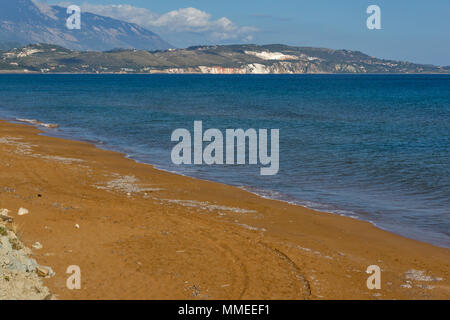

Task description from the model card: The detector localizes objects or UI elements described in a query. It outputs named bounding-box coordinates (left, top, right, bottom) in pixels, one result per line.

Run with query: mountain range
left=0, top=1, right=449, bottom=74
left=1, top=43, right=449, bottom=74
left=0, top=0, right=171, bottom=51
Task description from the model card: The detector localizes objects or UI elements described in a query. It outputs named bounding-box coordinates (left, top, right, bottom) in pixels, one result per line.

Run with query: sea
left=0, top=74, right=448, bottom=248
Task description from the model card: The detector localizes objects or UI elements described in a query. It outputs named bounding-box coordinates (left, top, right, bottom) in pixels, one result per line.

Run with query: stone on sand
left=36, top=266, right=49, bottom=277
left=17, top=208, right=29, bottom=216
left=0, top=209, right=13, bottom=222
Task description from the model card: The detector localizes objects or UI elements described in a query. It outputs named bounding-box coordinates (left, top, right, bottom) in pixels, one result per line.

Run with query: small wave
left=16, top=118, right=59, bottom=129
left=241, top=185, right=361, bottom=220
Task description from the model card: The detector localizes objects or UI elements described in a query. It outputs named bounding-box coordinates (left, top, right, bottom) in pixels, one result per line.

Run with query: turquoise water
left=0, top=74, right=449, bottom=247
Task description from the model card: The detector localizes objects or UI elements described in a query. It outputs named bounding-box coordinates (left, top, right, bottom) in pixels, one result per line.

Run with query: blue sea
left=0, top=74, right=449, bottom=248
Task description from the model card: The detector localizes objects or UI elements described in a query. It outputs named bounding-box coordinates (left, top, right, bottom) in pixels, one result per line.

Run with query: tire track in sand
left=258, top=241, right=312, bottom=299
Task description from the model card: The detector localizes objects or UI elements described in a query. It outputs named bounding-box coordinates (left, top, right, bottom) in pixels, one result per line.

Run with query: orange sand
left=0, top=120, right=448, bottom=299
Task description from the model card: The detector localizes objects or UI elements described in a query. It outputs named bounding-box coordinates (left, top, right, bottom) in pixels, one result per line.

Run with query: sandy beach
left=0, top=119, right=448, bottom=300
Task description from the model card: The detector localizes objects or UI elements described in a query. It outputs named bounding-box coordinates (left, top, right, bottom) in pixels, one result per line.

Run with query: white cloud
left=77, top=4, right=159, bottom=26
left=152, top=8, right=214, bottom=32
left=55, top=3, right=257, bottom=45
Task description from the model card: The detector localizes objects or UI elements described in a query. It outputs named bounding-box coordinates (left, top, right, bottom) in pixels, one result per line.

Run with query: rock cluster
left=0, top=210, right=55, bottom=300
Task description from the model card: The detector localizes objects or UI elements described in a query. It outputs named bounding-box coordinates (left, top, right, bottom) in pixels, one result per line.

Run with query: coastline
left=1, top=71, right=450, bottom=75
left=0, top=119, right=449, bottom=299
left=9, top=115, right=448, bottom=249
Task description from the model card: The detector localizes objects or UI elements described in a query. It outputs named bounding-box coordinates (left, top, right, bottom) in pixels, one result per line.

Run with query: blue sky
left=45, top=0, right=450, bottom=65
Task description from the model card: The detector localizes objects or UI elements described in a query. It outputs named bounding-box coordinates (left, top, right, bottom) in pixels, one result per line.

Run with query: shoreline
left=0, top=119, right=449, bottom=299
left=8, top=116, right=448, bottom=249
left=1, top=72, right=450, bottom=75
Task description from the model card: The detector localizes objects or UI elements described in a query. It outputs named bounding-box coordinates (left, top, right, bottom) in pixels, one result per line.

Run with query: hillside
left=1, top=43, right=449, bottom=74
left=0, top=0, right=171, bottom=51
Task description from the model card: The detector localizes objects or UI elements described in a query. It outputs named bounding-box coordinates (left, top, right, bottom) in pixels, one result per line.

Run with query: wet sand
left=0, top=120, right=448, bottom=299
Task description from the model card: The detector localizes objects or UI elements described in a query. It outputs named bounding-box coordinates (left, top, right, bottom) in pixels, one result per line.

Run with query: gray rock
left=0, top=222, right=54, bottom=299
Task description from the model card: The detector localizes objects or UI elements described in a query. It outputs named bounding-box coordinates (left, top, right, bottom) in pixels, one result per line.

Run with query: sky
left=43, top=0, right=450, bottom=66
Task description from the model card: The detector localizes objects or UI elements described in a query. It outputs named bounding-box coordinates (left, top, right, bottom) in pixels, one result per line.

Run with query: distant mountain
left=1, top=43, right=449, bottom=74
left=0, top=41, right=23, bottom=50
left=0, top=0, right=171, bottom=51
